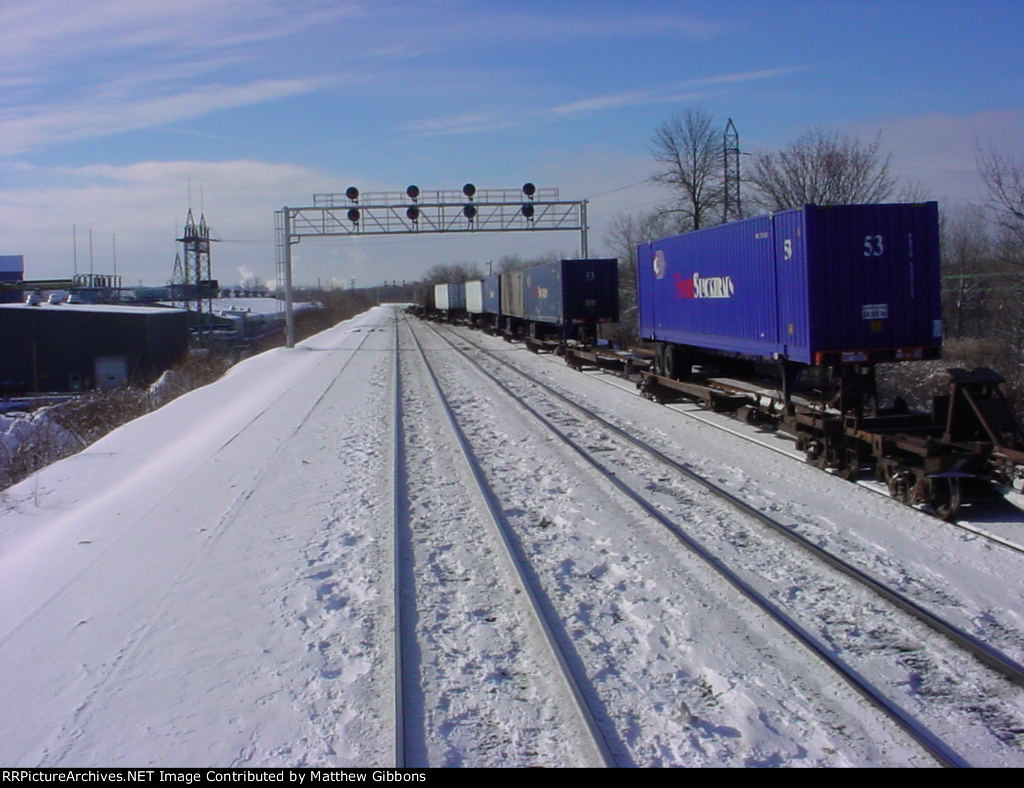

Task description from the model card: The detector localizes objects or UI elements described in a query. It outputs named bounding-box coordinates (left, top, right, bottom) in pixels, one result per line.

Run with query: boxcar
left=637, top=203, right=942, bottom=369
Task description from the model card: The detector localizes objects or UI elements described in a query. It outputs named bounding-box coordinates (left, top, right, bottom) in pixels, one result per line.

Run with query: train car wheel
left=928, top=477, right=962, bottom=521
left=653, top=344, right=667, bottom=376
left=833, top=462, right=855, bottom=481
left=885, top=467, right=915, bottom=504
left=804, top=439, right=827, bottom=468
left=664, top=345, right=691, bottom=381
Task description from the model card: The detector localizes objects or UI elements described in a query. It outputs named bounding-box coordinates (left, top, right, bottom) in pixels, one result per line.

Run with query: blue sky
left=2, top=0, right=1021, bottom=289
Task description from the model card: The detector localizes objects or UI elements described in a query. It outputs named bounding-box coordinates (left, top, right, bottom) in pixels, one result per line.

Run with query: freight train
left=415, top=258, right=619, bottom=347
left=413, top=203, right=1024, bottom=519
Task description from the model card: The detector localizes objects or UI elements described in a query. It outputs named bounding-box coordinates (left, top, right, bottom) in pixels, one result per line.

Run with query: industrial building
left=0, top=302, right=188, bottom=394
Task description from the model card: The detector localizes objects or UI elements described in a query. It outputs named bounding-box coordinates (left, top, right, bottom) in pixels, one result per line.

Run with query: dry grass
left=877, top=337, right=1024, bottom=422
left=0, top=351, right=230, bottom=492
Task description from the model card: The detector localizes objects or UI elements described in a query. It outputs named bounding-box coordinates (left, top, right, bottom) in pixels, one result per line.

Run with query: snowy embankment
left=2, top=305, right=1023, bottom=767
left=1, top=308, right=395, bottom=766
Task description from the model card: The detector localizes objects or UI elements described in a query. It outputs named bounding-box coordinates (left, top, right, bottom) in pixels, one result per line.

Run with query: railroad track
left=560, top=344, right=1024, bottom=549
left=424, top=317, right=1024, bottom=767
left=580, top=360, right=1024, bottom=553
left=389, top=314, right=616, bottom=767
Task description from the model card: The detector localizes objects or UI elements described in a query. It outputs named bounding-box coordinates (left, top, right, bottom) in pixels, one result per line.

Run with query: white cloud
left=551, top=68, right=802, bottom=117
left=0, top=159, right=352, bottom=285
left=0, top=0, right=360, bottom=70
left=0, top=1, right=358, bottom=155
left=681, top=67, right=805, bottom=88
left=0, top=78, right=336, bottom=156
left=403, top=112, right=516, bottom=136
left=552, top=90, right=704, bottom=117
left=409, top=67, right=801, bottom=134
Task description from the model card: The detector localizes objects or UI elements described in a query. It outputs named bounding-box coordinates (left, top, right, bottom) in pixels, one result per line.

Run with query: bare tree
left=421, top=262, right=483, bottom=284
left=495, top=252, right=562, bottom=274
left=604, top=209, right=675, bottom=288
left=977, top=145, right=1024, bottom=256
left=748, top=128, right=896, bottom=211
left=602, top=209, right=677, bottom=347
left=650, top=108, right=723, bottom=231
left=942, top=205, right=995, bottom=339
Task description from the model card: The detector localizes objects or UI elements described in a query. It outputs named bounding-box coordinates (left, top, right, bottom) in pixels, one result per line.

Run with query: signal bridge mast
left=276, top=183, right=589, bottom=347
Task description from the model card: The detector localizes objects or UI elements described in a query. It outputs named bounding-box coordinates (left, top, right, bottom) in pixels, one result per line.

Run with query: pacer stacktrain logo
left=673, top=271, right=736, bottom=299
left=653, top=250, right=667, bottom=279
left=653, top=248, right=735, bottom=298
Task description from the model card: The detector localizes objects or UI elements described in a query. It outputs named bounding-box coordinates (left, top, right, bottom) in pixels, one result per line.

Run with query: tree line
left=606, top=109, right=1023, bottom=390
left=407, top=107, right=1022, bottom=411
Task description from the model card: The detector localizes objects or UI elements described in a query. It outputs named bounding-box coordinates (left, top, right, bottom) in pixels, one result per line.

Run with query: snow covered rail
left=442, top=324, right=1024, bottom=683
left=392, top=315, right=617, bottom=767
left=425, top=319, right=1024, bottom=767
left=564, top=362, right=1024, bottom=553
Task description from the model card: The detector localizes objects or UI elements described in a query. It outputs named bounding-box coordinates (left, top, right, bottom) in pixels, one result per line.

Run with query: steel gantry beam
left=276, top=185, right=589, bottom=347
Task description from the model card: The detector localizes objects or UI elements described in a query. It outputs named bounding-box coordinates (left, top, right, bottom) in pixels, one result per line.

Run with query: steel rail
left=390, top=314, right=409, bottom=767
left=425, top=320, right=977, bottom=768
left=443, top=324, right=1024, bottom=688
left=403, top=316, right=618, bottom=768
left=568, top=353, right=1024, bottom=553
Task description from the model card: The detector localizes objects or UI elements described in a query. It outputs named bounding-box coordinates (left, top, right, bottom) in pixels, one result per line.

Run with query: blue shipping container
left=482, top=274, right=501, bottom=315
left=522, top=259, right=619, bottom=325
left=637, top=203, right=942, bottom=365
left=0, top=255, right=24, bottom=283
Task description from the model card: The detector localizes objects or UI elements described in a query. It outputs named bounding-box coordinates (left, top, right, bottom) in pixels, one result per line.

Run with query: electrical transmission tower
left=723, top=118, right=742, bottom=223
left=176, top=209, right=218, bottom=346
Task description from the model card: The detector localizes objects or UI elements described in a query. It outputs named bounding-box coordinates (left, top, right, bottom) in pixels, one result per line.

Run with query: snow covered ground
left=2, top=305, right=1023, bottom=767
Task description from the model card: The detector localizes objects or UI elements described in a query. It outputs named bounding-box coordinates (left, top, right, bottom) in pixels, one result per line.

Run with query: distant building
left=0, top=256, right=25, bottom=304
left=0, top=256, right=23, bottom=282
left=0, top=302, right=188, bottom=394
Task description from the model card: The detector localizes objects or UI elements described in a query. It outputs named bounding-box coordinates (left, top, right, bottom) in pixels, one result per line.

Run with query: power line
left=583, top=178, right=653, bottom=201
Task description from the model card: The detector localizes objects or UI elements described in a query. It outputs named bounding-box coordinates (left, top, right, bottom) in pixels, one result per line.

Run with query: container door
left=804, top=203, right=941, bottom=362
left=773, top=208, right=811, bottom=363
left=636, top=243, right=657, bottom=339
left=95, top=356, right=128, bottom=389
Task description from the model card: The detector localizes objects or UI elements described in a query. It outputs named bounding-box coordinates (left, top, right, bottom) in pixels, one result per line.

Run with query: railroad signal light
left=347, top=208, right=360, bottom=223
left=345, top=186, right=359, bottom=202
left=521, top=203, right=535, bottom=219
left=522, top=182, right=536, bottom=199
left=406, top=206, right=420, bottom=222
left=462, top=183, right=476, bottom=199
left=463, top=204, right=477, bottom=220
left=406, top=185, right=420, bottom=201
